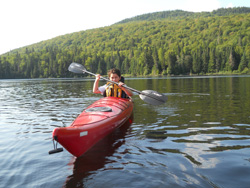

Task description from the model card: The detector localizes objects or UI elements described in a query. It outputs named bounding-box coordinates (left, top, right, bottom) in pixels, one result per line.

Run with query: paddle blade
left=139, top=90, right=167, bottom=105
left=68, top=62, right=86, bottom=74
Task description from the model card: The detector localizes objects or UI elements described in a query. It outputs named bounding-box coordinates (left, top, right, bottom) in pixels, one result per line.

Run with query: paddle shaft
left=68, top=62, right=167, bottom=104
left=84, top=69, right=166, bottom=103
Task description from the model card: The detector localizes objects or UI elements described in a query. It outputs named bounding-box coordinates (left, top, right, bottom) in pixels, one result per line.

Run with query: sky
left=0, top=0, right=250, bottom=55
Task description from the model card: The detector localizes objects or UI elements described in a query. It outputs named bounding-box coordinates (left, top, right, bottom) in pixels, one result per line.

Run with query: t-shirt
left=98, top=85, right=106, bottom=94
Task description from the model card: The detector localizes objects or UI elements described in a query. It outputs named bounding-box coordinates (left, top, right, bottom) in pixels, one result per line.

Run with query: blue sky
left=1, top=0, right=250, bottom=55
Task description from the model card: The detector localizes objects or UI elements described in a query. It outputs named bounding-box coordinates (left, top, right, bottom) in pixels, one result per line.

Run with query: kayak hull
left=52, top=97, right=133, bottom=157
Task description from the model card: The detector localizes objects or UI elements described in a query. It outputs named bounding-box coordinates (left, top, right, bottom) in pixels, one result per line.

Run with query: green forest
left=1, top=7, right=250, bottom=79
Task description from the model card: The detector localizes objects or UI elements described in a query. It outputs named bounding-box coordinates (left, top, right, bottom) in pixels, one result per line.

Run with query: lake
left=1, top=75, right=250, bottom=188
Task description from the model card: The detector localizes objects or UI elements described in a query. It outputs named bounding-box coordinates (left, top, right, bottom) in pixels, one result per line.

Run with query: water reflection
left=64, top=116, right=133, bottom=187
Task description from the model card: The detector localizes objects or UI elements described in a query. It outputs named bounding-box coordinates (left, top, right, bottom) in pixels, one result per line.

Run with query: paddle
left=68, top=62, right=167, bottom=105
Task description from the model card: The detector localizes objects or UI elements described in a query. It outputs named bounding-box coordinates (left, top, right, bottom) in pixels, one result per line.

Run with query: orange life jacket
left=103, top=82, right=128, bottom=98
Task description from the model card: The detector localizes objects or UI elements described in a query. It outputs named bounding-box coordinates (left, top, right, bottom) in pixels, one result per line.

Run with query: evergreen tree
left=228, top=49, right=237, bottom=71
left=192, top=52, right=201, bottom=74
left=166, top=50, right=176, bottom=74
left=238, top=53, right=248, bottom=72
left=202, top=49, right=209, bottom=73
left=208, top=48, right=216, bottom=73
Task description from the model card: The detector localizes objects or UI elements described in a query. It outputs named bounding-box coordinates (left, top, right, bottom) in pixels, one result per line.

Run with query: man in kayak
left=93, top=68, right=133, bottom=98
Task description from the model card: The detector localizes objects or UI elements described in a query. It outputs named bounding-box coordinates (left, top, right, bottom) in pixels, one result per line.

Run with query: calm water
left=1, top=76, right=250, bottom=188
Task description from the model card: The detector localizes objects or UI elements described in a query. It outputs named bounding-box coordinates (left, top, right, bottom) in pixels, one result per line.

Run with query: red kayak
left=50, top=97, right=133, bottom=157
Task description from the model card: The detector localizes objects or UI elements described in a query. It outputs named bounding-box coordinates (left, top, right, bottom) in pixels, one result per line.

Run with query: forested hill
left=116, top=7, right=250, bottom=24
left=1, top=7, right=250, bottom=79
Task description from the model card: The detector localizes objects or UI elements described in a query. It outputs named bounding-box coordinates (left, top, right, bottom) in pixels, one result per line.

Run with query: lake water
left=1, top=76, right=250, bottom=188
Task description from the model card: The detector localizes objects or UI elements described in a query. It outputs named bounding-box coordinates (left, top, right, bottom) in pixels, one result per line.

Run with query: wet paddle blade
left=139, top=90, right=167, bottom=105
left=68, top=62, right=86, bottom=74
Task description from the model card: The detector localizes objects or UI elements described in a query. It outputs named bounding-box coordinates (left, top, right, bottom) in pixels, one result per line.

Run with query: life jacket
left=103, top=82, right=128, bottom=98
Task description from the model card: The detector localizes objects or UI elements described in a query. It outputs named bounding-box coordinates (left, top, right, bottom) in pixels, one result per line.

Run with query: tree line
left=0, top=8, right=250, bottom=79
left=116, top=7, right=250, bottom=24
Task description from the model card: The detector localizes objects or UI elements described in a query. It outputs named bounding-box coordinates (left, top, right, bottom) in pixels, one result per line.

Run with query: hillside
left=115, top=7, right=250, bottom=24
left=1, top=7, right=250, bottom=78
